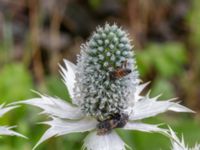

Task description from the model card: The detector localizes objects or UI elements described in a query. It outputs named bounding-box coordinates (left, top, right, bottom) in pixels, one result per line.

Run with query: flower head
left=0, top=104, right=26, bottom=138
left=169, top=128, right=200, bottom=150
left=74, top=23, right=138, bottom=120
left=14, top=23, right=194, bottom=150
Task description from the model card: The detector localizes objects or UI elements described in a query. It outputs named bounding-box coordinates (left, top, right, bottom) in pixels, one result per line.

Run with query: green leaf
left=0, top=63, right=33, bottom=103
left=45, top=75, right=70, bottom=102
left=151, top=78, right=175, bottom=99
left=136, top=50, right=152, bottom=77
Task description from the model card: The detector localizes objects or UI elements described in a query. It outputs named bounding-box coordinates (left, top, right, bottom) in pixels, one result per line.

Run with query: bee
left=109, top=60, right=132, bottom=80
left=97, top=113, right=129, bottom=135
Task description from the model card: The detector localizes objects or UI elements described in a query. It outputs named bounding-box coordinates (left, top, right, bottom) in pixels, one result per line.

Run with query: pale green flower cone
left=74, top=23, right=139, bottom=120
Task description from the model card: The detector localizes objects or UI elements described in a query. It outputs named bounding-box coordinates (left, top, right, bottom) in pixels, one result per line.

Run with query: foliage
left=136, top=42, right=187, bottom=99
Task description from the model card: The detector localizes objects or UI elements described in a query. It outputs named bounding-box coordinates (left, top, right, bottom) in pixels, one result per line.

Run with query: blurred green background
left=0, top=0, right=200, bottom=149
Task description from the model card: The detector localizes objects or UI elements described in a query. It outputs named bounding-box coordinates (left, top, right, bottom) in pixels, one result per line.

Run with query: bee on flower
left=14, top=23, right=194, bottom=150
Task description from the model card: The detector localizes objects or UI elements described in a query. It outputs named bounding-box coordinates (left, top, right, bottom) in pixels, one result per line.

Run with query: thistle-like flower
left=0, top=104, right=25, bottom=138
left=169, top=128, right=200, bottom=150
left=15, top=24, right=194, bottom=150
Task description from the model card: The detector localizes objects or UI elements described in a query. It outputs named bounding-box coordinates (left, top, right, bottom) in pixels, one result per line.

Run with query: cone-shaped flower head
left=75, top=24, right=139, bottom=120
left=13, top=23, right=194, bottom=150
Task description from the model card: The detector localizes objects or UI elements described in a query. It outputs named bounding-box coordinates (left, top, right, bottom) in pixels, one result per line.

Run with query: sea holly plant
left=14, top=24, right=194, bottom=150
left=169, top=128, right=200, bottom=150
left=0, top=104, right=25, bottom=138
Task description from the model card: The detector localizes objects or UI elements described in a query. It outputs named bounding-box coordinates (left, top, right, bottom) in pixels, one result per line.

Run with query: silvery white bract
left=14, top=24, right=194, bottom=150
left=169, top=128, right=200, bottom=150
left=0, top=104, right=26, bottom=138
